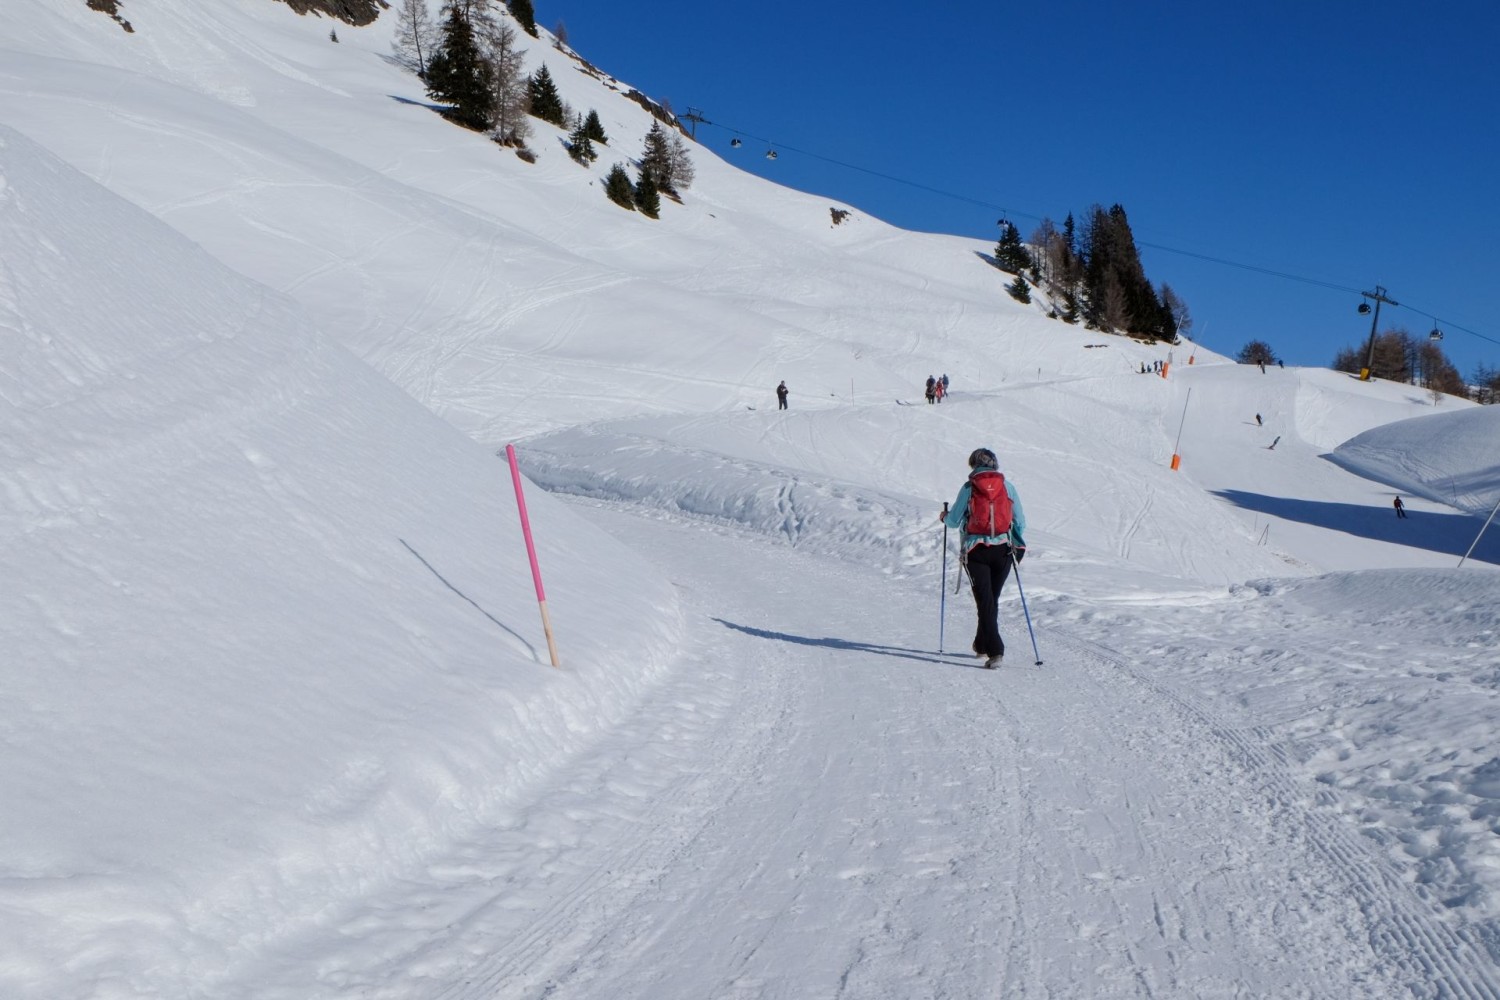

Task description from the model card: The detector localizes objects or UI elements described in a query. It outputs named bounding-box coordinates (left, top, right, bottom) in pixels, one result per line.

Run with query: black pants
left=966, top=544, right=1014, bottom=657
left=778, top=397, right=787, bottom=410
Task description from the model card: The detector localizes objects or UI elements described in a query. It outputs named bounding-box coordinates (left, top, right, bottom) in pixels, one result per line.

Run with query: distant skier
left=1255, top=413, right=1263, bottom=426
left=1269, top=436, right=1281, bottom=450
left=776, top=381, right=788, bottom=410
left=925, top=375, right=937, bottom=404
left=941, top=373, right=950, bottom=391
left=934, top=379, right=946, bottom=403
left=941, top=448, right=1027, bottom=670
left=1394, top=496, right=1407, bottom=519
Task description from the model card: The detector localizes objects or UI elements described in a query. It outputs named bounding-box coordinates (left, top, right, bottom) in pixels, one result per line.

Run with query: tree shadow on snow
left=712, top=618, right=985, bottom=669
left=1211, top=491, right=1500, bottom=566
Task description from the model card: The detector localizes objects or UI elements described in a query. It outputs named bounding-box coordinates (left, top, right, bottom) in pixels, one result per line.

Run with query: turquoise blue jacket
left=944, top=475, right=1026, bottom=553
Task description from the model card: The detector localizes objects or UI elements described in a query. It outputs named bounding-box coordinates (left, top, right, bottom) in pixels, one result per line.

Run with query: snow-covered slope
left=0, top=124, right=681, bottom=995
left=4, top=3, right=1500, bottom=997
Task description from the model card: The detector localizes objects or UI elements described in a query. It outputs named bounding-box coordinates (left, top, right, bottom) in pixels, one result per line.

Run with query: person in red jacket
left=941, top=448, right=1027, bottom=669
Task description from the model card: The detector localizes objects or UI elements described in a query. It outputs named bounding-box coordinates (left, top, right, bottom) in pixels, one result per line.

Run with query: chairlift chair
left=730, top=137, right=742, bottom=148
left=1430, top=327, right=1444, bottom=341
left=765, top=149, right=778, bottom=160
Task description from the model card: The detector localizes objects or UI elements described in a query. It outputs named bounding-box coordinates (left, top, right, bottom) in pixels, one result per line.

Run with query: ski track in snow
left=231, top=500, right=1498, bottom=999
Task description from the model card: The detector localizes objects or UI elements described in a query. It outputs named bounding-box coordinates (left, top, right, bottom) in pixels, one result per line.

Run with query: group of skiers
left=925, top=374, right=949, bottom=403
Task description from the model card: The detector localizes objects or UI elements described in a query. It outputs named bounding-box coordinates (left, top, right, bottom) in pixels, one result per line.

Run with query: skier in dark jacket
left=776, top=381, right=788, bottom=410
left=942, top=448, right=1027, bottom=669
left=1394, top=496, right=1407, bottom=518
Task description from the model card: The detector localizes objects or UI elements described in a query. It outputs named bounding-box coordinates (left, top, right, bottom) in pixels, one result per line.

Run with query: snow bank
left=1331, top=406, right=1500, bottom=515
left=0, top=126, right=681, bottom=996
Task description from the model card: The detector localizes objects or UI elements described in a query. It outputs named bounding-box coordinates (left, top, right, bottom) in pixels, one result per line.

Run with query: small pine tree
left=1006, top=275, right=1032, bottom=304
left=994, top=222, right=1033, bottom=275
left=605, top=164, right=636, bottom=210
left=567, top=116, right=596, bottom=163
left=582, top=109, right=608, bottom=145
left=506, top=0, right=539, bottom=37
left=527, top=64, right=566, bottom=126
left=634, top=166, right=661, bottom=218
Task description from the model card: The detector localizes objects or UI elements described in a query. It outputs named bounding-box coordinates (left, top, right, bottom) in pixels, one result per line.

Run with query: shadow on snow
left=712, top=618, right=985, bottom=669
left=1211, top=490, right=1500, bottom=566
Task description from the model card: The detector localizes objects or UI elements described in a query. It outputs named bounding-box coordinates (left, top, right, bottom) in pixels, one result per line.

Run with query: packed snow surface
left=3, top=4, right=1500, bottom=998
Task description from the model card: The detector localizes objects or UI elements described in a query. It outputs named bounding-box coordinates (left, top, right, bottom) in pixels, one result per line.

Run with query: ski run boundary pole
left=505, top=444, right=561, bottom=668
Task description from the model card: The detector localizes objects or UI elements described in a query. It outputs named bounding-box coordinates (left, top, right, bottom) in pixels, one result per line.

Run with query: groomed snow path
left=241, top=502, right=1500, bottom=1000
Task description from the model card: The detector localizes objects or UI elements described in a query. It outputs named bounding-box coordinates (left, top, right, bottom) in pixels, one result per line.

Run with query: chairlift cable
left=696, top=116, right=1499, bottom=354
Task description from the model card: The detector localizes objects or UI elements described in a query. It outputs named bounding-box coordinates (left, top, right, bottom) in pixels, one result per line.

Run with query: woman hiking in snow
left=942, top=448, right=1027, bottom=668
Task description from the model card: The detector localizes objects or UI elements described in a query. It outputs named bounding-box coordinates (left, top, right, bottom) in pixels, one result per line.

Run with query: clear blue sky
left=549, top=0, right=1499, bottom=376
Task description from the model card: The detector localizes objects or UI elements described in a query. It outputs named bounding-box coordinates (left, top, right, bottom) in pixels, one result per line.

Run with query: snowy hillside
left=3, top=3, right=1500, bottom=998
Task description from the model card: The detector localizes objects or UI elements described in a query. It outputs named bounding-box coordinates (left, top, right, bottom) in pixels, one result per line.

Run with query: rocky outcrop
left=272, top=0, right=387, bottom=26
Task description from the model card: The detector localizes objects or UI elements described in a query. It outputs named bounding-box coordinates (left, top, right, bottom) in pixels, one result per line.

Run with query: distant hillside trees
left=1332, top=328, right=1473, bottom=400
left=527, top=64, right=566, bottom=126
left=504, top=0, right=538, bottom=36
left=1159, top=283, right=1192, bottom=336
left=1021, top=206, right=1176, bottom=338
left=639, top=122, right=695, bottom=197
left=426, top=5, right=495, bottom=131
left=604, top=164, right=636, bottom=210
left=1333, top=330, right=1414, bottom=384
left=1471, top=366, right=1500, bottom=405
left=390, top=0, right=436, bottom=75
left=1081, top=204, right=1175, bottom=341
left=1236, top=340, right=1278, bottom=365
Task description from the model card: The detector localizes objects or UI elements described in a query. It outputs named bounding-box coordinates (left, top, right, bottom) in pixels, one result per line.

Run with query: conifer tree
left=634, top=166, right=661, bottom=218
left=506, top=0, right=538, bottom=36
left=1006, top=274, right=1032, bottom=304
left=391, top=0, right=437, bottom=76
left=526, top=64, right=566, bottom=125
left=994, top=222, right=1032, bottom=274
left=641, top=122, right=674, bottom=193
left=605, top=164, right=636, bottom=210
left=426, top=5, right=496, bottom=131
left=582, top=109, right=608, bottom=145
left=567, top=115, right=596, bottom=163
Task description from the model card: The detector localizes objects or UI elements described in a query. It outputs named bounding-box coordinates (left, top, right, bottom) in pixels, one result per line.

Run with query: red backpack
left=964, top=470, right=1013, bottom=537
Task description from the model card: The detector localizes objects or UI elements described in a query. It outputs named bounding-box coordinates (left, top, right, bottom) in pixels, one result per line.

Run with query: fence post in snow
left=506, top=443, right=561, bottom=668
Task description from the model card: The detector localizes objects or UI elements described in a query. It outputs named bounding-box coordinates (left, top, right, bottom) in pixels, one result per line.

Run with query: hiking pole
left=939, top=503, right=949, bottom=653
left=1011, top=553, right=1042, bottom=666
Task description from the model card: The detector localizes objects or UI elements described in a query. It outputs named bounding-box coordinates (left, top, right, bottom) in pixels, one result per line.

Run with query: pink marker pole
left=506, top=444, right=560, bottom=668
